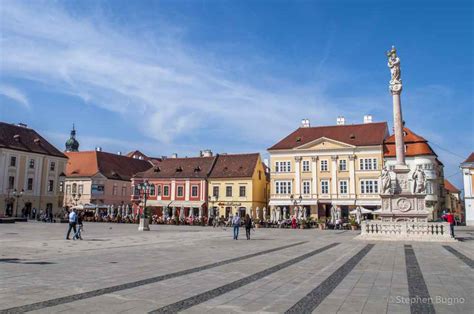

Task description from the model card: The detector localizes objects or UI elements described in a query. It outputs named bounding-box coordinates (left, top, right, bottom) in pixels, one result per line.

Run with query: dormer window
left=350, top=133, right=356, bottom=139
left=296, top=137, right=301, bottom=142
left=153, top=166, right=161, bottom=172
left=194, top=166, right=201, bottom=172
left=34, top=138, right=41, bottom=145
left=176, top=166, right=183, bottom=172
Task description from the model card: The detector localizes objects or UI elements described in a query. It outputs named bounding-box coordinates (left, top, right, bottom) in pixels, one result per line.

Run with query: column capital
left=349, top=155, right=357, bottom=161
left=331, top=155, right=339, bottom=161
left=294, top=156, right=302, bottom=162
left=311, top=156, right=319, bottom=162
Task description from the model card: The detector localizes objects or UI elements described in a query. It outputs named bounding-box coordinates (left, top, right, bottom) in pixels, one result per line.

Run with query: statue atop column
left=387, top=46, right=402, bottom=94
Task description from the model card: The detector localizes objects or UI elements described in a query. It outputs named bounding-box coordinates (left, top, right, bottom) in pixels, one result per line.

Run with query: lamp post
left=290, top=194, right=302, bottom=219
left=13, top=189, right=24, bottom=217
left=138, top=180, right=151, bottom=231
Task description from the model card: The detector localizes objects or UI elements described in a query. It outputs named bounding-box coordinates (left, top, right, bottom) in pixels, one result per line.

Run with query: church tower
left=65, top=124, right=80, bottom=152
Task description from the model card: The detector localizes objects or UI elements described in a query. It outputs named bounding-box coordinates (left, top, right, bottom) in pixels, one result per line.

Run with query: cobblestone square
left=0, top=222, right=473, bottom=313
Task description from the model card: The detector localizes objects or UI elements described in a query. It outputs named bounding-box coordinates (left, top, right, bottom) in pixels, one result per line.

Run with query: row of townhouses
left=0, top=119, right=470, bottom=224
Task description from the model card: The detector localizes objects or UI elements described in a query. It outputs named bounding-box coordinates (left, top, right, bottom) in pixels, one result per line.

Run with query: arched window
left=72, top=183, right=77, bottom=194
left=157, top=185, right=162, bottom=196
left=150, top=184, right=156, bottom=196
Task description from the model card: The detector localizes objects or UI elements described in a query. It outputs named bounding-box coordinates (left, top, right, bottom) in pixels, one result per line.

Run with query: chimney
left=17, top=123, right=28, bottom=128
left=96, top=146, right=102, bottom=152
left=364, top=114, right=373, bottom=124
left=201, top=149, right=213, bottom=157
left=117, top=151, right=122, bottom=155
left=301, top=118, right=310, bottom=128
left=336, top=116, right=345, bottom=126
left=171, top=153, right=178, bottom=158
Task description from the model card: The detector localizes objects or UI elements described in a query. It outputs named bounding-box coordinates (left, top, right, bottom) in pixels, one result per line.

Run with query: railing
left=360, top=220, right=454, bottom=241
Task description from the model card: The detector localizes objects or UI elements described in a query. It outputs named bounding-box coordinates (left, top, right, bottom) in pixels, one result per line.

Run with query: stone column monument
left=377, top=46, right=428, bottom=222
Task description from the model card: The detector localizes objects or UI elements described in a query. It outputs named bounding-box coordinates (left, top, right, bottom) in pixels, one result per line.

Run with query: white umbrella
left=249, top=207, right=253, bottom=218
left=180, top=206, right=185, bottom=220
left=283, top=207, right=287, bottom=220
left=330, top=206, right=336, bottom=224
left=276, top=208, right=281, bottom=221
left=189, top=207, right=194, bottom=218
left=172, top=207, right=176, bottom=219
left=111, top=205, right=115, bottom=217
left=303, top=207, right=307, bottom=220
left=256, top=207, right=260, bottom=220
left=198, top=207, right=203, bottom=219
left=126, top=204, right=130, bottom=216
left=263, top=207, right=267, bottom=221
left=95, top=205, right=99, bottom=217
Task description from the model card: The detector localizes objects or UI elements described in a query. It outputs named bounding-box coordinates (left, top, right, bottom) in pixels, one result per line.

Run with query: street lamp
left=13, top=189, right=24, bottom=217
left=137, top=180, right=151, bottom=231
left=290, top=194, right=302, bottom=218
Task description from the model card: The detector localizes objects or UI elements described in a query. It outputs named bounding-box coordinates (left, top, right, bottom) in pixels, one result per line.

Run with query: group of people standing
left=231, top=213, right=253, bottom=240
left=65, top=209, right=84, bottom=240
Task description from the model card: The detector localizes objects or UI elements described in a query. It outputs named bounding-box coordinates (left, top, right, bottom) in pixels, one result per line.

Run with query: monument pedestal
left=138, top=217, right=150, bottom=231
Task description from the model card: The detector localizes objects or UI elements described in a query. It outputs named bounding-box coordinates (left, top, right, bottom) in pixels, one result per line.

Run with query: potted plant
left=300, top=219, right=307, bottom=229
left=349, top=218, right=358, bottom=230
left=317, top=218, right=326, bottom=230
left=254, top=218, right=261, bottom=228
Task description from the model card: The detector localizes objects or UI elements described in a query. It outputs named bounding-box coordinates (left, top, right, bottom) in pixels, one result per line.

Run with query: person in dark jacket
left=244, top=214, right=253, bottom=240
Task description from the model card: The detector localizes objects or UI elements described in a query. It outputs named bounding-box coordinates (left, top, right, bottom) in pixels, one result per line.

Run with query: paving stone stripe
left=404, top=244, right=436, bottom=314
left=149, top=242, right=340, bottom=313
left=284, top=243, right=375, bottom=314
left=442, top=245, right=474, bottom=268
left=0, top=241, right=307, bottom=314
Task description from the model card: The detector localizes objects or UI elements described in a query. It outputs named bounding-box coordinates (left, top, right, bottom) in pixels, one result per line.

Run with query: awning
left=356, top=200, right=382, bottom=206
left=146, top=200, right=173, bottom=207
left=350, top=207, right=374, bottom=214
left=169, top=201, right=205, bottom=208
left=331, top=200, right=356, bottom=206
left=268, top=200, right=292, bottom=206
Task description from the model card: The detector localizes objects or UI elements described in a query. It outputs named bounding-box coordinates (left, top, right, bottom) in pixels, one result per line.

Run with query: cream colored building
left=268, top=117, right=388, bottom=219
left=460, top=152, right=474, bottom=226
left=0, top=122, right=67, bottom=217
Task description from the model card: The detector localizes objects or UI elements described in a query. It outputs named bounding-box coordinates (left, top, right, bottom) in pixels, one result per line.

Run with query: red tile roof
left=66, top=151, right=152, bottom=181
left=135, top=156, right=217, bottom=179
left=444, top=179, right=460, bottom=194
left=0, top=122, right=66, bottom=158
left=268, top=122, right=389, bottom=150
left=384, top=127, right=437, bottom=157
left=462, top=152, right=474, bottom=164
left=209, top=153, right=260, bottom=178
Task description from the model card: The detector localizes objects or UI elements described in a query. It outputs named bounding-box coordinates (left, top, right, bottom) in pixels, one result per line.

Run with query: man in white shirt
left=232, top=212, right=241, bottom=240
left=66, top=209, right=77, bottom=240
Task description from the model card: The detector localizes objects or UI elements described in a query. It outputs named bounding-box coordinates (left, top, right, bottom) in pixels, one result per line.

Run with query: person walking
left=232, top=212, right=241, bottom=240
left=446, top=210, right=455, bottom=238
left=73, top=212, right=84, bottom=240
left=66, top=209, right=77, bottom=240
left=244, top=214, right=253, bottom=240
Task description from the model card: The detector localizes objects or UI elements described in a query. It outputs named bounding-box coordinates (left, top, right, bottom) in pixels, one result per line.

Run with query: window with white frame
left=29, top=159, right=35, bottom=169
left=321, top=180, right=329, bottom=194
left=50, top=162, right=56, bottom=171
left=122, top=186, right=127, bottom=196
left=191, top=185, right=199, bottom=197
left=339, top=159, right=347, bottom=171
left=302, top=181, right=311, bottom=194
left=156, top=185, right=161, bottom=196
left=339, top=180, right=348, bottom=194
left=275, top=181, right=292, bottom=194
left=320, top=160, right=328, bottom=171
left=149, top=184, right=155, bottom=196
left=177, top=186, right=184, bottom=197
left=163, top=186, right=169, bottom=196
left=226, top=186, right=233, bottom=197
left=275, top=161, right=291, bottom=172
left=302, top=160, right=310, bottom=172
left=10, top=156, right=16, bottom=167
left=359, top=158, right=378, bottom=170
left=239, top=186, right=246, bottom=197
left=27, top=178, right=34, bottom=190
left=423, top=164, right=434, bottom=170
left=66, top=184, right=71, bottom=195
left=48, top=180, right=54, bottom=192
left=425, top=181, right=433, bottom=194
left=212, top=186, right=219, bottom=198
left=78, top=184, right=83, bottom=195
left=360, top=180, right=379, bottom=194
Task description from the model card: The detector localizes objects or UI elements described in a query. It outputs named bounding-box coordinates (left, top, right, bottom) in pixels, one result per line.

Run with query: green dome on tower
left=65, top=124, right=79, bottom=152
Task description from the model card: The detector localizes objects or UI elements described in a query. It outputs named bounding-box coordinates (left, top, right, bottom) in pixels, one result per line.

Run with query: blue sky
left=0, top=0, right=472, bottom=189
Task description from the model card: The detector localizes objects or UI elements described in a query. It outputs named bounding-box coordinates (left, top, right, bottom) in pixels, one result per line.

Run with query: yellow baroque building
left=267, top=118, right=388, bottom=220
left=208, top=153, right=269, bottom=219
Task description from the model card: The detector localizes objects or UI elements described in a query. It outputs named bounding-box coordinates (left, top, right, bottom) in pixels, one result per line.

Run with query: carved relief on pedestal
left=417, top=198, right=425, bottom=211
left=382, top=198, right=391, bottom=211
left=397, top=198, right=412, bottom=212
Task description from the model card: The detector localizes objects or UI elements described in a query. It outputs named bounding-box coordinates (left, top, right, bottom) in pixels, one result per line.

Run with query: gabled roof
left=462, top=152, right=474, bottom=164
left=0, top=122, right=67, bottom=158
left=384, top=127, right=437, bottom=157
left=268, top=122, right=389, bottom=150
left=209, top=153, right=260, bottom=178
left=135, top=156, right=217, bottom=179
left=66, top=151, right=152, bottom=181
left=444, top=179, right=460, bottom=194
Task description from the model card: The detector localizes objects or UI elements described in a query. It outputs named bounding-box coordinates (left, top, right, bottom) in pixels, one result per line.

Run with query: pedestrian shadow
left=456, top=237, right=474, bottom=242
left=0, top=258, right=55, bottom=265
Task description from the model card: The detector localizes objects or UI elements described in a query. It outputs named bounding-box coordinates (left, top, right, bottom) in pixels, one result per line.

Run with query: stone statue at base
left=412, top=166, right=426, bottom=194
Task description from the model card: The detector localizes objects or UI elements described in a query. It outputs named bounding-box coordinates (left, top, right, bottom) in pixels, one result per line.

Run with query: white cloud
left=0, top=1, right=356, bottom=147
left=0, top=84, right=30, bottom=109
